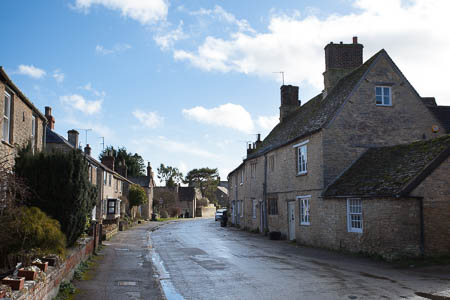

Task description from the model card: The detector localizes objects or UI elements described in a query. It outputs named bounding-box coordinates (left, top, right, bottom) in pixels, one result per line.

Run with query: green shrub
left=0, top=206, right=66, bottom=257
left=55, top=280, right=76, bottom=300
left=14, top=150, right=97, bottom=246
left=129, top=184, right=147, bottom=208
left=160, top=209, right=168, bottom=218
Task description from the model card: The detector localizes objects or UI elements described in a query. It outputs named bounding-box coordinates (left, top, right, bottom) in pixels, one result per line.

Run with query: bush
left=129, top=184, right=147, bottom=208
left=168, top=207, right=181, bottom=217
left=0, top=206, right=66, bottom=264
left=14, top=149, right=97, bottom=246
left=160, top=209, right=168, bottom=218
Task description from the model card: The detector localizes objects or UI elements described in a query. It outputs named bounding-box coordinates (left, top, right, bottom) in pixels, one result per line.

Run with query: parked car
left=215, top=209, right=227, bottom=221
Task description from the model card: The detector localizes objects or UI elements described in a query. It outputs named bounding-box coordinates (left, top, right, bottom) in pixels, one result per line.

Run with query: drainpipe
left=419, top=198, right=425, bottom=257
left=263, top=154, right=268, bottom=234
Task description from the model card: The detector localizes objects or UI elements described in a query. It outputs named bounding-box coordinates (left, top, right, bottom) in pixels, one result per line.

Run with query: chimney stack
left=147, top=162, right=152, bottom=177
left=101, top=150, right=115, bottom=171
left=84, top=144, right=91, bottom=156
left=279, top=85, right=300, bottom=122
left=45, top=106, right=55, bottom=130
left=67, top=129, right=79, bottom=148
left=116, top=159, right=127, bottom=178
left=323, top=36, right=363, bottom=94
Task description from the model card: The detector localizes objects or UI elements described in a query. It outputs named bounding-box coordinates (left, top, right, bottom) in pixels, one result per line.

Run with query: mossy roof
left=247, top=50, right=384, bottom=160
left=323, top=134, right=450, bottom=197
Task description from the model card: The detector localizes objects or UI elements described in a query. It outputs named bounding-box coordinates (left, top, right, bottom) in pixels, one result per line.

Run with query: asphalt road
left=151, top=218, right=450, bottom=300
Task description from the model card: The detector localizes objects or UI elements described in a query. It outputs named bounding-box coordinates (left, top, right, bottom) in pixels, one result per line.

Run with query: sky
left=1, top=0, right=449, bottom=183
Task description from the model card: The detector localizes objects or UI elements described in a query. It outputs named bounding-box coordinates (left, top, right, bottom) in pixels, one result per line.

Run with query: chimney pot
left=147, top=162, right=152, bottom=177
left=353, top=36, right=358, bottom=44
left=84, top=144, right=91, bottom=156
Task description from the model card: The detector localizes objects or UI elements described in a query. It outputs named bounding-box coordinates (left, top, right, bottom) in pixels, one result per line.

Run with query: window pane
left=384, top=96, right=390, bottom=105
left=383, top=87, right=390, bottom=96
left=375, top=87, right=382, bottom=95
left=376, top=96, right=382, bottom=104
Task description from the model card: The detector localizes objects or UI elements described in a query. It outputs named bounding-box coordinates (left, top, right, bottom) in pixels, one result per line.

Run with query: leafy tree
left=184, top=167, right=219, bottom=203
left=129, top=184, right=147, bottom=208
left=15, top=149, right=97, bottom=246
left=99, top=146, right=145, bottom=177
left=157, top=164, right=183, bottom=187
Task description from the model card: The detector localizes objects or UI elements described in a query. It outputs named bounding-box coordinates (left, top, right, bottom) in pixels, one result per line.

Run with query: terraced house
left=0, top=67, right=47, bottom=166
left=228, top=37, right=450, bottom=259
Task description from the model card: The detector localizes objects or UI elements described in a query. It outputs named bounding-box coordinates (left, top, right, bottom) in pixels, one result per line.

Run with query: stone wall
left=12, top=238, right=94, bottom=300
left=0, top=81, right=45, bottom=166
left=411, top=155, right=450, bottom=256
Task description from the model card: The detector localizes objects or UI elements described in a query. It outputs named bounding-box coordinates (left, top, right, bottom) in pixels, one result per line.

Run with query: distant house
left=128, top=162, right=156, bottom=219
left=45, top=107, right=133, bottom=224
left=228, top=37, right=449, bottom=259
left=216, top=182, right=229, bottom=208
left=0, top=67, right=47, bottom=165
left=154, top=185, right=201, bottom=218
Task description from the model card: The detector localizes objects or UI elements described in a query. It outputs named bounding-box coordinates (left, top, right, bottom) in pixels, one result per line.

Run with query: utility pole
left=100, top=137, right=105, bottom=150
left=76, top=128, right=92, bottom=147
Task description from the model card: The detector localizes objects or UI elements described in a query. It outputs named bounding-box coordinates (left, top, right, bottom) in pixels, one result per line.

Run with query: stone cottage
left=0, top=67, right=47, bottom=166
left=128, top=162, right=156, bottom=220
left=44, top=107, right=133, bottom=224
left=228, top=37, right=449, bottom=259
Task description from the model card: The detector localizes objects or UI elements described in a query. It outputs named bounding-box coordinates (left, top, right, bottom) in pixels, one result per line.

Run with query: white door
left=288, top=201, right=295, bottom=240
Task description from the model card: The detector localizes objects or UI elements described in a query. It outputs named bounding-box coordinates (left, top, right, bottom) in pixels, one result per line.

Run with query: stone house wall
left=410, top=155, right=450, bottom=256
left=322, top=55, right=445, bottom=186
left=0, top=81, right=45, bottom=166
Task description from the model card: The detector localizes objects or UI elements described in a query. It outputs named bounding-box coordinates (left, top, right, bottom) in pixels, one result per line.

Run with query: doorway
left=288, top=201, right=295, bottom=240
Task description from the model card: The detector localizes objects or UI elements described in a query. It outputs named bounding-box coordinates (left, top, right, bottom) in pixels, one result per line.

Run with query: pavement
left=74, top=221, right=167, bottom=300
left=151, top=218, right=450, bottom=300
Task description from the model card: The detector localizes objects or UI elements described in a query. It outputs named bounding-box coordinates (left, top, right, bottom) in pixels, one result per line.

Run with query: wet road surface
left=151, top=218, right=450, bottom=300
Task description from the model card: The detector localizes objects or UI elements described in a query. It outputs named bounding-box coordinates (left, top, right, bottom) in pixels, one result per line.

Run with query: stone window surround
left=252, top=199, right=257, bottom=219
left=347, top=198, right=363, bottom=233
left=293, top=140, right=309, bottom=176
left=269, top=155, right=275, bottom=172
left=2, top=90, right=12, bottom=144
left=375, top=85, right=392, bottom=106
left=298, top=195, right=311, bottom=225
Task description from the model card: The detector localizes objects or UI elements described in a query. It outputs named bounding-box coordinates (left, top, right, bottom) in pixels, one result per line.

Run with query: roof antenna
left=100, top=137, right=105, bottom=150
left=76, top=128, right=92, bottom=147
left=273, top=71, right=285, bottom=85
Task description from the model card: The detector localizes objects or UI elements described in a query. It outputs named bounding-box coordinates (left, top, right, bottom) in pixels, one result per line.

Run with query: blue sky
left=1, top=0, right=449, bottom=182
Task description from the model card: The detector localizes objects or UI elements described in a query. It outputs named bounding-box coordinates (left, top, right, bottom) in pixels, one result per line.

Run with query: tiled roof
left=247, top=50, right=384, bottom=159
left=128, top=176, right=151, bottom=187
left=428, top=106, right=450, bottom=133
left=323, top=135, right=450, bottom=197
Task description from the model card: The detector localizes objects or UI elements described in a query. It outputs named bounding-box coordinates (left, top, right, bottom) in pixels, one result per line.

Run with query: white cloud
left=60, top=94, right=102, bottom=114
left=172, top=0, right=450, bottom=104
left=257, top=115, right=279, bottom=130
left=187, top=5, right=255, bottom=33
left=80, top=82, right=106, bottom=97
left=73, top=0, right=168, bottom=24
left=182, top=103, right=254, bottom=133
left=17, top=65, right=46, bottom=79
left=52, top=69, right=65, bottom=83
left=135, top=136, right=218, bottom=159
left=133, top=110, right=163, bottom=128
left=95, top=43, right=131, bottom=55
left=154, top=21, right=187, bottom=51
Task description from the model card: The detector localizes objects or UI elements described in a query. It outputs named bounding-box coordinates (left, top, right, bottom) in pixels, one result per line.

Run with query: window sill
left=296, top=171, right=307, bottom=177
left=375, top=104, right=392, bottom=107
left=300, top=222, right=310, bottom=226
left=348, top=229, right=363, bottom=233
left=1, top=140, right=14, bottom=148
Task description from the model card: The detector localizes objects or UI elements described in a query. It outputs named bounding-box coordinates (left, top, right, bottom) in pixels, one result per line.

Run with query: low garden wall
left=10, top=238, right=94, bottom=300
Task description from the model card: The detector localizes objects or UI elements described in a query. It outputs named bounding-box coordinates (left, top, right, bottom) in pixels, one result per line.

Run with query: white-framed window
left=31, top=115, right=36, bottom=151
left=293, top=140, right=308, bottom=175
left=250, top=163, right=256, bottom=178
left=108, top=199, right=116, bottom=214
left=347, top=198, right=363, bottom=233
left=103, top=171, right=107, bottom=185
left=375, top=86, right=392, bottom=106
left=240, top=169, right=244, bottom=185
left=298, top=195, right=311, bottom=225
left=252, top=199, right=257, bottom=219
left=269, top=155, right=275, bottom=172
left=3, top=91, right=11, bottom=143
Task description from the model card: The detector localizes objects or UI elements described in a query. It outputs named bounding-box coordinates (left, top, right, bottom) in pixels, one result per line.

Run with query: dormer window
left=375, top=86, right=391, bottom=106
